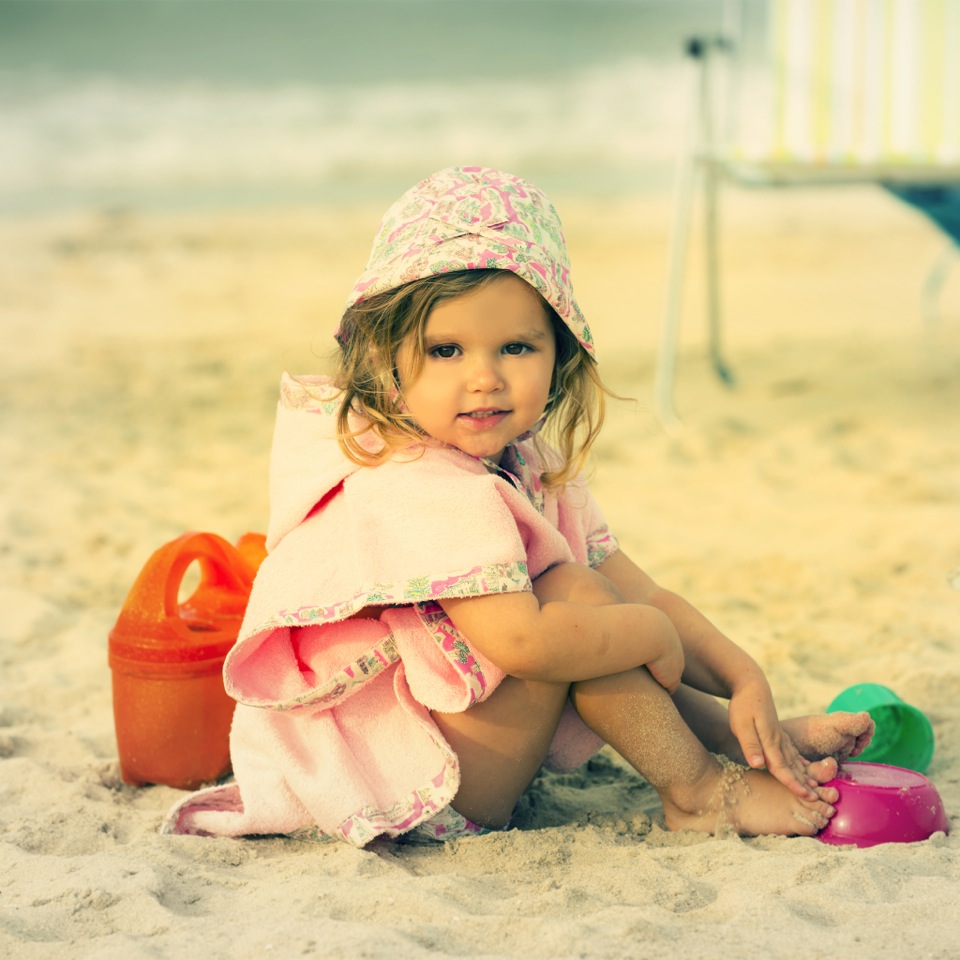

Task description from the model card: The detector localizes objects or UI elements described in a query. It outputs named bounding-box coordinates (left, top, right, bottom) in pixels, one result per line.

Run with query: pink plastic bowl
left=818, top=761, right=949, bottom=848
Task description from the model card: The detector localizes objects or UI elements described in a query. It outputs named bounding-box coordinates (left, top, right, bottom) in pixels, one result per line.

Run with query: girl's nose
left=467, top=356, right=503, bottom=392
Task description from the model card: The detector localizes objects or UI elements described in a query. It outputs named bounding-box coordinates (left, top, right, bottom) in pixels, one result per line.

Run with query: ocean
left=0, top=0, right=738, bottom=214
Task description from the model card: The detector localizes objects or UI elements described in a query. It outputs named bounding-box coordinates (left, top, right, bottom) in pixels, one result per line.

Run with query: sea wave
left=0, top=58, right=695, bottom=210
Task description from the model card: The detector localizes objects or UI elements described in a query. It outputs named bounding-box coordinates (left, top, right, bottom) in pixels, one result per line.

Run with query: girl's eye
left=429, top=344, right=460, bottom=359
left=503, top=342, right=532, bottom=356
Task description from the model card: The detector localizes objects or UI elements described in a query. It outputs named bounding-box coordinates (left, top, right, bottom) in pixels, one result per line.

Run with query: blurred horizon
left=0, top=0, right=732, bottom=214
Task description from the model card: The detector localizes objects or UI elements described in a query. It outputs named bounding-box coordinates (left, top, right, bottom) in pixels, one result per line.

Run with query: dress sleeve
left=553, top=473, right=620, bottom=569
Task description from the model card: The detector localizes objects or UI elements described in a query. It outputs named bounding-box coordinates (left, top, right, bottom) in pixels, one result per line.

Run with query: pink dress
left=163, top=375, right=618, bottom=846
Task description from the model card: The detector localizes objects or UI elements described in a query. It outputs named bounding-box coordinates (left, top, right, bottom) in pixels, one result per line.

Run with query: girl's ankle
left=658, top=755, right=723, bottom=818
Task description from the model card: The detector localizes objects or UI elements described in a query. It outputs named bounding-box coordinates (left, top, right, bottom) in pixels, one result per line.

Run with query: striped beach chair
left=657, top=0, right=960, bottom=425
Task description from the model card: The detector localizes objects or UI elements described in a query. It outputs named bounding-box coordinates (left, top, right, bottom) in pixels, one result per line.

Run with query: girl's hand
left=727, top=680, right=820, bottom=800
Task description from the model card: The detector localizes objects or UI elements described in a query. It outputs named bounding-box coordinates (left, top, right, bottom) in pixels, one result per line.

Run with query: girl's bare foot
left=661, top=755, right=840, bottom=837
left=782, top=712, right=874, bottom=762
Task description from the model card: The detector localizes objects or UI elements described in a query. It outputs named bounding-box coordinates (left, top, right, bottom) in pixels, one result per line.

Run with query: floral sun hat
left=338, top=166, right=594, bottom=356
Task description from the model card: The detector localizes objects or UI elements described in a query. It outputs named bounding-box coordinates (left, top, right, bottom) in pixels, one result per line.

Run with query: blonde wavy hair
left=334, top=269, right=609, bottom=489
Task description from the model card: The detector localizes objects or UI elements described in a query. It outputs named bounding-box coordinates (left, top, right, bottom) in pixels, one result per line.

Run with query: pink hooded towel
left=162, top=376, right=616, bottom=845
left=163, top=166, right=617, bottom=846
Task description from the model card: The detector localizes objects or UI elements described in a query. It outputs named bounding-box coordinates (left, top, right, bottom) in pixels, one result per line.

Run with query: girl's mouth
left=458, top=409, right=509, bottom=430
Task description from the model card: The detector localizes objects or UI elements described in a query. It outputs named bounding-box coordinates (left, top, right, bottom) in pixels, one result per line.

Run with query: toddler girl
left=164, top=166, right=872, bottom=845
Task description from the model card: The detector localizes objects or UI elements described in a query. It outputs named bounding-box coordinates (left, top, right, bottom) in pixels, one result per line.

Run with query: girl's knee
left=504, top=676, right=572, bottom=714
left=571, top=666, right=660, bottom=700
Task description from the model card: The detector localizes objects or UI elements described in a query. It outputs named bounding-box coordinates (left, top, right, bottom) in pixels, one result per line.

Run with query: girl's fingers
left=765, top=736, right=819, bottom=799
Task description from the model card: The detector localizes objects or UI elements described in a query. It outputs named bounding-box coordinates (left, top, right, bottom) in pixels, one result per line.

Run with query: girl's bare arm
left=438, top=577, right=683, bottom=690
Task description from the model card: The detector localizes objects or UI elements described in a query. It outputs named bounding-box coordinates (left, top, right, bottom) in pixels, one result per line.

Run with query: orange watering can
left=108, top=531, right=266, bottom=790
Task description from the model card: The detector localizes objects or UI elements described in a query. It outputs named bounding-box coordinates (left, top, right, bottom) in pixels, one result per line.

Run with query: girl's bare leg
left=431, top=677, right=571, bottom=829
left=533, top=563, right=874, bottom=771
left=573, top=669, right=840, bottom=837
left=672, top=685, right=874, bottom=764
left=671, top=684, right=736, bottom=753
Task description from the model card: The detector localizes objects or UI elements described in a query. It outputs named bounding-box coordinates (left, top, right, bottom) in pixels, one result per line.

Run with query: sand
left=1, top=184, right=959, bottom=958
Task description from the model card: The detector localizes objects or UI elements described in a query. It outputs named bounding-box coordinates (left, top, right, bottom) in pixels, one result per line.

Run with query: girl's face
left=396, top=273, right=556, bottom=464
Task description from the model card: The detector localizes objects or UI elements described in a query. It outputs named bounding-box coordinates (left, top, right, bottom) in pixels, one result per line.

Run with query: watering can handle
left=159, top=532, right=254, bottom=621
left=111, top=532, right=256, bottom=637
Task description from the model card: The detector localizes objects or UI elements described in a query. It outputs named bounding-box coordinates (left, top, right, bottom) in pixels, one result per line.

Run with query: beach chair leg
left=655, top=58, right=705, bottom=430
left=656, top=160, right=697, bottom=429
left=704, top=158, right=735, bottom=385
left=698, top=26, right=735, bottom=388
left=922, top=241, right=959, bottom=325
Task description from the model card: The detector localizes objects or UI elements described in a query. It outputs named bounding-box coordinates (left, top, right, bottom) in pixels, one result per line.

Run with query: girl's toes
left=806, top=798, right=837, bottom=831
left=817, top=785, right=839, bottom=804
left=808, top=756, right=839, bottom=783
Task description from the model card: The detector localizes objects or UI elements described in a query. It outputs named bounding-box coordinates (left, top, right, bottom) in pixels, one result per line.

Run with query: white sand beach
left=1, top=184, right=959, bottom=959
